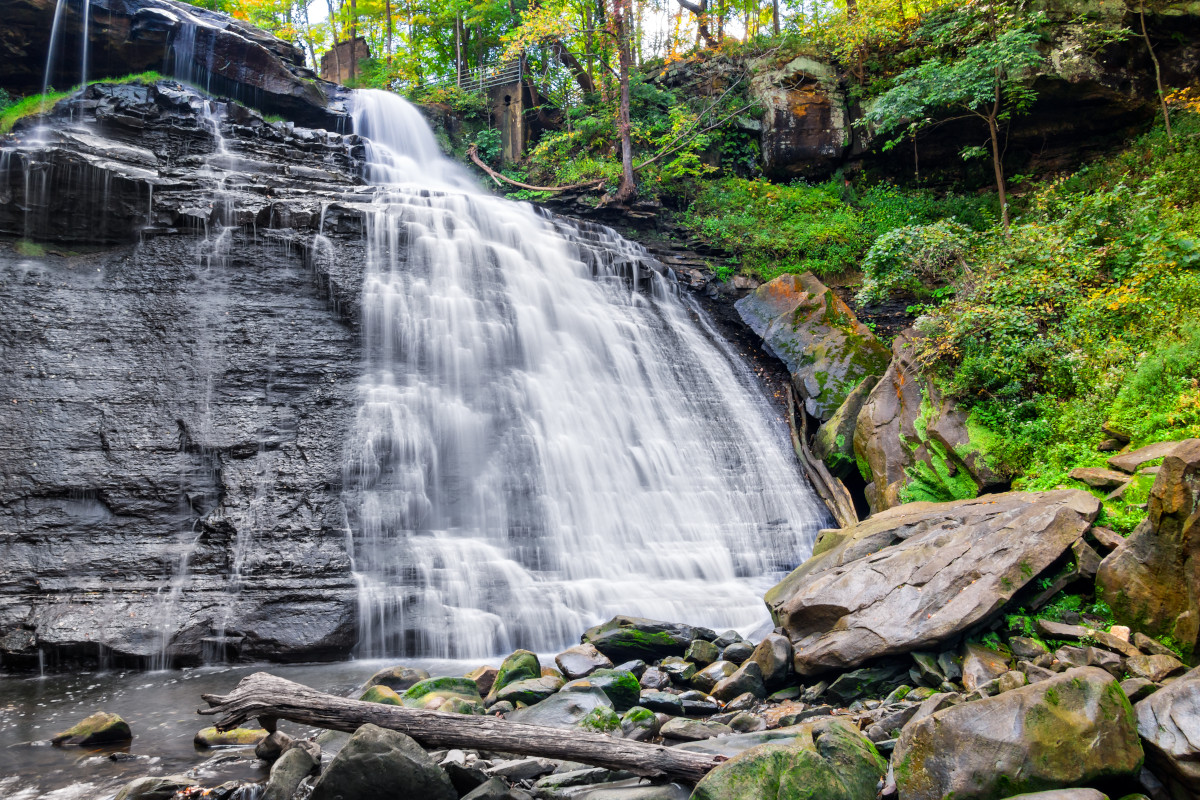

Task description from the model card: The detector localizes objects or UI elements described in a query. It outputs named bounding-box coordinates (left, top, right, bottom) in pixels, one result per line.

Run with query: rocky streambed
left=18, top=435, right=1200, bottom=800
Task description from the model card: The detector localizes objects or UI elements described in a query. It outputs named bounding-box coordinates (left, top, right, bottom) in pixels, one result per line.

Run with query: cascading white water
left=345, top=89, right=830, bottom=659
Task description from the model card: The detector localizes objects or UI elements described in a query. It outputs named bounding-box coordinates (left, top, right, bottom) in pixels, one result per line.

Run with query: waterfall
left=344, top=89, right=829, bottom=659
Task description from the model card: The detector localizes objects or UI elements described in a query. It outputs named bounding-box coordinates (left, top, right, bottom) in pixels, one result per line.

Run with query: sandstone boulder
left=766, top=490, right=1100, bottom=675
left=852, top=328, right=1009, bottom=512
left=365, top=665, right=431, bottom=692
left=1096, top=440, right=1200, bottom=653
left=893, top=667, right=1142, bottom=800
left=507, top=686, right=613, bottom=730
left=1135, top=664, right=1200, bottom=797
left=735, top=272, right=889, bottom=422
left=487, top=650, right=541, bottom=703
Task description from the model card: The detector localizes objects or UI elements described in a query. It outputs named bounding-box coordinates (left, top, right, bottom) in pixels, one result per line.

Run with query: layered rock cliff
left=0, top=80, right=369, bottom=668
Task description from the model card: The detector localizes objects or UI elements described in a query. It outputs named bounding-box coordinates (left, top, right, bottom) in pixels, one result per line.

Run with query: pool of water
left=0, top=658, right=492, bottom=800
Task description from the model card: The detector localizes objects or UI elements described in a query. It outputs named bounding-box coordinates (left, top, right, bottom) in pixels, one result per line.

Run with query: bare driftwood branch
left=199, top=672, right=725, bottom=784
left=468, top=145, right=605, bottom=193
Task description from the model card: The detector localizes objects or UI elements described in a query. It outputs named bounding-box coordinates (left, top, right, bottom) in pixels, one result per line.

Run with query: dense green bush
left=856, top=220, right=971, bottom=304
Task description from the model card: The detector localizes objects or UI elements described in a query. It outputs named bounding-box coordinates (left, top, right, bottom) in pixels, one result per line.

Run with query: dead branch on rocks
left=199, top=672, right=724, bottom=784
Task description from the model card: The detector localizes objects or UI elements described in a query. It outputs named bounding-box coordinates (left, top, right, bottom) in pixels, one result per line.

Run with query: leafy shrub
left=856, top=220, right=971, bottom=304
left=474, top=128, right=502, bottom=164
left=684, top=177, right=865, bottom=281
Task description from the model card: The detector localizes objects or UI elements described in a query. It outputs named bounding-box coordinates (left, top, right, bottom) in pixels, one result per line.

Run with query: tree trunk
left=1139, top=5, right=1172, bottom=141
left=772, top=0, right=779, bottom=35
left=845, top=0, right=858, bottom=18
left=326, top=0, right=341, bottom=80
left=987, top=112, right=1010, bottom=234
left=199, top=673, right=723, bottom=784
left=385, top=0, right=393, bottom=64
left=550, top=38, right=597, bottom=96
left=613, top=0, right=637, bottom=202
left=674, top=0, right=716, bottom=47
left=348, top=0, right=357, bottom=83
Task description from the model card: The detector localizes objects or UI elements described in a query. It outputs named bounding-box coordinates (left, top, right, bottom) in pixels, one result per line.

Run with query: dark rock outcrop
left=765, top=490, right=1100, bottom=675
left=1096, top=439, right=1200, bottom=654
left=0, top=0, right=349, bottom=128
left=0, top=81, right=369, bottom=668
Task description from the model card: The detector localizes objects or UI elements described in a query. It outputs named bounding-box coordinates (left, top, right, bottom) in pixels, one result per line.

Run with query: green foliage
left=406, top=84, right=488, bottom=117
left=857, top=220, right=971, bottom=304
left=684, top=178, right=864, bottom=281
left=474, top=128, right=503, bottom=164
left=913, top=110, right=1200, bottom=491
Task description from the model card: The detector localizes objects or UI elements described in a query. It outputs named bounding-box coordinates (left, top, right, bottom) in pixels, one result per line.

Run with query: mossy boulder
left=507, top=686, right=613, bottom=730
left=492, top=675, right=564, bottom=706
left=364, top=665, right=431, bottom=692
left=486, top=650, right=542, bottom=703
left=620, top=705, right=659, bottom=741
left=401, top=676, right=483, bottom=710
left=893, top=667, right=1143, bottom=800
left=51, top=711, right=132, bottom=746
left=735, top=272, right=890, bottom=422
left=691, top=718, right=886, bottom=800
left=577, top=705, right=621, bottom=733
left=310, top=723, right=456, bottom=800
left=193, top=726, right=268, bottom=748
left=360, top=685, right=404, bottom=706
left=562, top=669, right=640, bottom=712
left=853, top=328, right=1008, bottom=513
left=582, top=616, right=700, bottom=663
left=1096, top=439, right=1200, bottom=656
left=766, top=489, right=1100, bottom=676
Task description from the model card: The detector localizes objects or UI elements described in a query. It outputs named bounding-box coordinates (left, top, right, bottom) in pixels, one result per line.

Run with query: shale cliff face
left=0, top=81, right=371, bottom=668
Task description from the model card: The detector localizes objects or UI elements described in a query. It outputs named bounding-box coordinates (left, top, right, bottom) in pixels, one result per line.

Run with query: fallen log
left=199, top=672, right=724, bottom=784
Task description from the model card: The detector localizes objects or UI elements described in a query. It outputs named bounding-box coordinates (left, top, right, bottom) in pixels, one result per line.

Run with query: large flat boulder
left=1096, top=439, right=1200, bottom=654
left=1135, top=664, right=1200, bottom=797
left=766, top=490, right=1100, bottom=675
left=893, top=667, right=1142, bottom=800
left=735, top=272, right=890, bottom=422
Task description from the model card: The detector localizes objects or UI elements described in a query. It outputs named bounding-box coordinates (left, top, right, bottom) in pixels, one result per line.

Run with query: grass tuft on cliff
left=0, top=72, right=163, bottom=134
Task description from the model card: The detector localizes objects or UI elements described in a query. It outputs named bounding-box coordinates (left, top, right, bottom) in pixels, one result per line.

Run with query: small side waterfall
left=345, top=90, right=829, bottom=659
